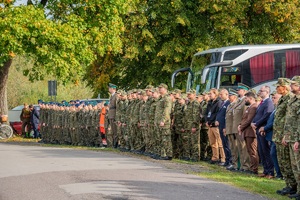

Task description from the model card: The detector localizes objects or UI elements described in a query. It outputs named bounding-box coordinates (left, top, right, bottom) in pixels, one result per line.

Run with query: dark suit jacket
left=108, top=93, right=117, bottom=119
left=205, top=98, right=222, bottom=127
left=252, top=97, right=274, bottom=129
left=240, top=103, right=258, bottom=138
left=264, top=110, right=275, bottom=142
left=216, top=100, right=230, bottom=130
left=30, top=107, right=39, bottom=125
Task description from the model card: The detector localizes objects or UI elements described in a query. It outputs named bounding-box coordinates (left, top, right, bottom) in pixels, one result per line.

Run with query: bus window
left=285, top=50, right=300, bottom=78
left=223, top=49, right=248, bottom=61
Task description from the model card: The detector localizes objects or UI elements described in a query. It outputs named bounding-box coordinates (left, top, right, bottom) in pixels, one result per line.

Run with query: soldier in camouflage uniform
left=170, top=89, right=181, bottom=159
left=199, top=92, right=212, bottom=161
left=183, top=89, right=200, bottom=161
left=144, top=85, right=154, bottom=155
left=118, top=91, right=128, bottom=150
left=139, top=91, right=149, bottom=153
left=173, top=93, right=186, bottom=159
left=126, top=90, right=136, bottom=150
left=156, top=83, right=173, bottom=160
left=149, top=88, right=160, bottom=157
left=273, top=78, right=297, bottom=196
left=116, top=90, right=123, bottom=148
left=281, top=76, right=300, bottom=198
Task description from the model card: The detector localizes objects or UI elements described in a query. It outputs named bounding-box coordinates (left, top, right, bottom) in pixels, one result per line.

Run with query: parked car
left=8, top=105, right=40, bottom=136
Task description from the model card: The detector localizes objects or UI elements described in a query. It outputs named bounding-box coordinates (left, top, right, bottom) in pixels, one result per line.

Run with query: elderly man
left=251, top=85, right=274, bottom=178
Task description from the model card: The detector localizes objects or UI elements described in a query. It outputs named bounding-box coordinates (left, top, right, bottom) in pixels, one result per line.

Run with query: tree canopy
left=1, top=0, right=300, bottom=114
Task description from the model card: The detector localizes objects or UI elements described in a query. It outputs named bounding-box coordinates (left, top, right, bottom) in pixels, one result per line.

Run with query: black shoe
left=276, top=187, right=297, bottom=195
left=218, top=162, right=226, bottom=166
left=209, top=160, right=219, bottom=164
left=159, top=156, right=172, bottom=160
left=226, top=164, right=236, bottom=171
left=288, top=193, right=300, bottom=198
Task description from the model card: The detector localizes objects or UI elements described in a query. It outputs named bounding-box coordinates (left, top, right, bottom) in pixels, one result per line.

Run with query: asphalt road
left=0, top=143, right=267, bottom=200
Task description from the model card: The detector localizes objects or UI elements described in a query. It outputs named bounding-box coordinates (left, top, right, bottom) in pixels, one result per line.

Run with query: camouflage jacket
left=273, top=93, right=293, bottom=142
left=283, top=94, right=300, bottom=142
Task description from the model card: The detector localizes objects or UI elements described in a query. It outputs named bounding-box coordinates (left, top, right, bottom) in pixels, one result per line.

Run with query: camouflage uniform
left=284, top=93, right=300, bottom=193
left=139, top=97, right=148, bottom=152
left=274, top=92, right=296, bottom=189
left=149, top=96, right=159, bottom=155
left=183, top=96, right=200, bottom=161
left=156, top=90, right=173, bottom=158
left=173, top=99, right=186, bottom=159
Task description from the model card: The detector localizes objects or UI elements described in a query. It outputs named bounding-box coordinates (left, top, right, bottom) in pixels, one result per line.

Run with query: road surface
left=0, top=143, right=266, bottom=200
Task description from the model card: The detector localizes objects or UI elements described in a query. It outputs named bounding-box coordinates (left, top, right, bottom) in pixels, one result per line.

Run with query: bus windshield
left=189, top=52, right=221, bottom=92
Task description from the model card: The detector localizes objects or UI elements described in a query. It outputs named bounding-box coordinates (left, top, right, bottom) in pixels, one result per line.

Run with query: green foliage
left=7, top=57, right=93, bottom=109
left=0, top=5, right=94, bottom=83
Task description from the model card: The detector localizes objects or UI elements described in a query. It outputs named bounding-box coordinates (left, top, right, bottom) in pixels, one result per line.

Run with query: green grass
left=172, top=159, right=287, bottom=200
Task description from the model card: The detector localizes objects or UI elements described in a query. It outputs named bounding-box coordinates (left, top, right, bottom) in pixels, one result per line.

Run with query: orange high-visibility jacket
left=99, top=107, right=106, bottom=134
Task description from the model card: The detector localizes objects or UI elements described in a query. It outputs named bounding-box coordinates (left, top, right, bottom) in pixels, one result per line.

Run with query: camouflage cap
left=181, top=94, right=187, bottom=99
left=228, top=88, right=238, bottom=96
left=140, top=90, right=147, bottom=96
left=116, top=89, right=123, bottom=94
left=291, top=76, right=300, bottom=85
left=171, top=89, right=182, bottom=95
left=187, top=89, right=196, bottom=94
left=152, top=87, right=159, bottom=93
left=158, top=83, right=168, bottom=89
left=121, top=91, right=127, bottom=96
left=237, top=83, right=250, bottom=91
left=132, top=89, right=137, bottom=93
left=274, top=78, right=291, bottom=87
left=145, top=85, right=154, bottom=90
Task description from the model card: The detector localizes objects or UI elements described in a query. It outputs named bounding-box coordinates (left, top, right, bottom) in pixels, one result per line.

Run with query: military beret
left=158, top=83, right=168, bottom=89
left=291, top=76, right=300, bottom=85
left=237, top=83, right=250, bottom=91
left=108, top=83, right=117, bottom=89
left=187, top=89, right=196, bottom=94
left=274, top=78, right=291, bottom=87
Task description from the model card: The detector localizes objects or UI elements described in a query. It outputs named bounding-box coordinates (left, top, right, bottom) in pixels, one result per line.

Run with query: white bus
left=171, top=44, right=300, bottom=93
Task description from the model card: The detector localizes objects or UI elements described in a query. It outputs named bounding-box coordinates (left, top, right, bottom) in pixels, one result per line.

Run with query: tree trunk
left=0, top=59, right=12, bottom=116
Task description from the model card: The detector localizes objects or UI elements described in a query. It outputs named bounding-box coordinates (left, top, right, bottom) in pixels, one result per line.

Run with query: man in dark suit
left=251, top=85, right=274, bottom=178
left=108, top=83, right=118, bottom=148
left=216, top=89, right=231, bottom=166
left=259, top=92, right=283, bottom=179
left=29, top=104, right=40, bottom=139
left=238, top=92, right=258, bottom=174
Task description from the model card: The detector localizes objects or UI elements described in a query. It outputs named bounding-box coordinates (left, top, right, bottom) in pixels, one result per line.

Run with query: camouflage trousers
left=148, top=125, right=156, bottom=154
left=140, top=126, right=149, bottom=152
left=159, top=127, right=172, bottom=158
left=289, top=143, right=300, bottom=193
left=134, top=126, right=143, bottom=151
left=190, top=129, right=200, bottom=161
left=181, top=131, right=190, bottom=159
left=153, top=125, right=161, bottom=155
left=200, top=128, right=211, bottom=160
left=277, top=142, right=297, bottom=188
left=119, top=125, right=128, bottom=149
left=173, top=127, right=183, bottom=159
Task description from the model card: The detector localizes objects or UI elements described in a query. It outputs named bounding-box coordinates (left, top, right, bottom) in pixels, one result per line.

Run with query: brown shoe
left=258, top=173, right=266, bottom=177
left=265, top=175, right=274, bottom=179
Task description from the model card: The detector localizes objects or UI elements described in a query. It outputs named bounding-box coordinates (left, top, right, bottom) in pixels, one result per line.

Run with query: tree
left=0, top=4, right=94, bottom=115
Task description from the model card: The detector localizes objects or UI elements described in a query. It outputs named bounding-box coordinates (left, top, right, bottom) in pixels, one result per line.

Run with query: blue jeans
left=270, top=141, right=282, bottom=177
